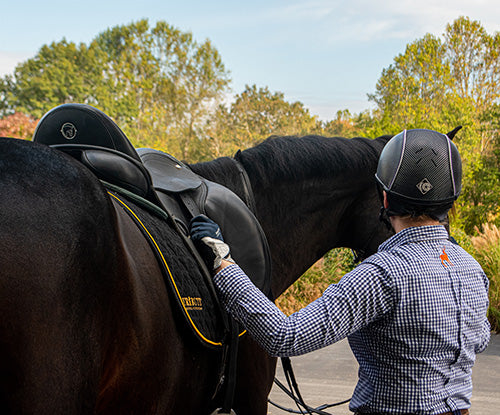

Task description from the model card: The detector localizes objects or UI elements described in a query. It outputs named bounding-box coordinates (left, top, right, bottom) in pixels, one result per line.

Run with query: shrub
left=471, top=223, right=500, bottom=333
left=276, top=248, right=355, bottom=315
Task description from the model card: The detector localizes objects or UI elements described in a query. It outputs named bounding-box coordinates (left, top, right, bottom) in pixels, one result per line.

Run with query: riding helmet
left=375, top=128, right=462, bottom=216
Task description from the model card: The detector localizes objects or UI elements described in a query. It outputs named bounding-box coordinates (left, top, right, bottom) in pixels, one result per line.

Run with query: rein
left=269, top=357, right=351, bottom=415
left=230, top=152, right=351, bottom=415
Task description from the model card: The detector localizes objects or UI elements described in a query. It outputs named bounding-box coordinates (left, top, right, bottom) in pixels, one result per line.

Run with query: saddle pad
left=108, top=189, right=232, bottom=348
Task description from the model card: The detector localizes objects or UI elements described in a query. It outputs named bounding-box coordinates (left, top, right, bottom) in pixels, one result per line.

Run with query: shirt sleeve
left=213, top=262, right=395, bottom=357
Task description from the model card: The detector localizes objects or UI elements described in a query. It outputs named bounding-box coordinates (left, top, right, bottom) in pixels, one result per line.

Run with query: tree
left=445, top=18, right=500, bottom=110
left=322, top=109, right=367, bottom=137
left=91, top=19, right=231, bottom=159
left=369, top=16, right=500, bottom=233
left=204, top=85, right=322, bottom=159
left=1, top=19, right=231, bottom=160
left=0, top=77, right=9, bottom=116
left=368, top=33, right=450, bottom=133
left=3, top=40, right=96, bottom=119
left=455, top=102, right=500, bottom=233
left=0, top=112, right=38, bottom=139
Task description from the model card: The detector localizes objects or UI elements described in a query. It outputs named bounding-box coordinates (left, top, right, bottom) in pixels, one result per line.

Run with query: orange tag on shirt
left=440, top=247, right=453, bottom=268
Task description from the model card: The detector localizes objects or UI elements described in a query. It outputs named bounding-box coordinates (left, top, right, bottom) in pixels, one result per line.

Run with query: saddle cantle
left=32, top=103, right=154, bottom=201
left=32, top=103, right=272, bottom=298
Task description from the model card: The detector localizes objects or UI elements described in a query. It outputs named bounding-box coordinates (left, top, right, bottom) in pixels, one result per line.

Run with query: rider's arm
left=213, top=262, right=395, bottom=357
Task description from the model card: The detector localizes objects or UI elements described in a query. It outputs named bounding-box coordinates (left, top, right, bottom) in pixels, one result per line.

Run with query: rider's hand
left=189, top=214, right=235, bottom=272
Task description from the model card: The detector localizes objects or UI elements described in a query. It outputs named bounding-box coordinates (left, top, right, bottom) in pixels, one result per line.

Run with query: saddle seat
left=32, top=103, right=272, bottom=297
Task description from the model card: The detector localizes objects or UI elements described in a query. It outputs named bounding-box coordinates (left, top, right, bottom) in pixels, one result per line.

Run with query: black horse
left=0, top=132, right=391, bottom=414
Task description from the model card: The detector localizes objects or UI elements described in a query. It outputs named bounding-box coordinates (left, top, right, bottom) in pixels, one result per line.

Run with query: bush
left=275, top=248, right=355, bottom=315
left=471, top=223, right=500, bottom=333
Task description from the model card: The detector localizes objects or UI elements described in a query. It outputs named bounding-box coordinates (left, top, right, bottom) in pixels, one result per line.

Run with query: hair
left=386, top=192, right=453, bottom=221
left=239, top=134, right=390, bottom=188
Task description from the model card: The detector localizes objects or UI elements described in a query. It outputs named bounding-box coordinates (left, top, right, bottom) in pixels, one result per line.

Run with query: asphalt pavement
left=268, top=333, right=500, bottom=415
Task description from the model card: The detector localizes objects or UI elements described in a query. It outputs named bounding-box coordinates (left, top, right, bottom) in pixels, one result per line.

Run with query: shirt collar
left=378, top=225, right=449, bottom=252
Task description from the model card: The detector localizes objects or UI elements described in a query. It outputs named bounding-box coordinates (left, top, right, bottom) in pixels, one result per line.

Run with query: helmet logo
left=416, top=178, right=433, bottom=195
left=60, top=122, right=77, bottom=140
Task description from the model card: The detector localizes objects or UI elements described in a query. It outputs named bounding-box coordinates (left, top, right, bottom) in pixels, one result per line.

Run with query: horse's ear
left=446, top=126, right=462, bottom=140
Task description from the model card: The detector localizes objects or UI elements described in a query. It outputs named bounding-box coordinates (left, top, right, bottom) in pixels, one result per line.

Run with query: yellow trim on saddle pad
left=108, top=192, right=223, bottom=347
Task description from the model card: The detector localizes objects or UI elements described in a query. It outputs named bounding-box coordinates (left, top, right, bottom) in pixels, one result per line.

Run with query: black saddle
left=32, top=103, right=272, bottom=297
left=137, top=148, right=271, bottom=296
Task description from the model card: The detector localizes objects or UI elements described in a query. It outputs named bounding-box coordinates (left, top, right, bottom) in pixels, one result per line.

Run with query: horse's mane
left=191, top=134, right=391, bottom=194
left=240, top=134, right=391, bottom=188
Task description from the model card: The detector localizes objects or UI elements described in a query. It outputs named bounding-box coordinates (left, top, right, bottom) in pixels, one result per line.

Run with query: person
left=189, top=129, right=490, bottom=415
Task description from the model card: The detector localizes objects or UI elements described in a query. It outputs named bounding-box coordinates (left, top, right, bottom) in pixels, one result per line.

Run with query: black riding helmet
left=375, top=128, right=462, bottom=220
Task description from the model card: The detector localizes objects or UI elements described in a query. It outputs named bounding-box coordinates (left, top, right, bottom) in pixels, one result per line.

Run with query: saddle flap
left=137, top=149, right=272, bottom=296
left=137, top=148, right=203, bottom=193
left=204, top=181, right=272, bottom=297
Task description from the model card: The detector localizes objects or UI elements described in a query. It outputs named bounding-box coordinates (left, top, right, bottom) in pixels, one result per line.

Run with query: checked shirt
left=213, top=225, right=490, bottom=414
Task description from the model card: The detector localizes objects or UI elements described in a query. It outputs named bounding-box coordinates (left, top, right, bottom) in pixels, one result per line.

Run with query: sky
left=1, top=0, right=500, bottom=121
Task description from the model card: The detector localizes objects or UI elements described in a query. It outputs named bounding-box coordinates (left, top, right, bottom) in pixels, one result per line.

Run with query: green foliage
left=0, top=77, right=9, bottom=115
left=276, top=248, right=355, bottom=314
left=88, top=19, right=232, bottom=159
left=368, top=33, right=450, bottom=133
left=3, top=40, right=95, bottom=119
left=204, top=84, right=323, bottom=159
left=368, top=16, right=500, bottom=234
left=444, top=17, right=500, bottom=110
left=0, top=19, right=230, bottom=160
left=448, top=220, right=476, bottom=255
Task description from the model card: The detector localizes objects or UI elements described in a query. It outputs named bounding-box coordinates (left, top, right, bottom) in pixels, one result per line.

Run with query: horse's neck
left=192, top=158, right=325, bottom=295
left=192, top=137, right=387, bottom=297
left=243, top=163, right=368, bottom=296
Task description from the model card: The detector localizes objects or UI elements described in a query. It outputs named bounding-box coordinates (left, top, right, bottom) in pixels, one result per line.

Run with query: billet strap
left=179, top=191, right=203, bottom=219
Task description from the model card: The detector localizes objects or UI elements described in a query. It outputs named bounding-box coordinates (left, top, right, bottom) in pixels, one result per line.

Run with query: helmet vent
left=414, top=147, right=438, bottom=167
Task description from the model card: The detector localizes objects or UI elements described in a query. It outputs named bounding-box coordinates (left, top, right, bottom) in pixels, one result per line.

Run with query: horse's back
left=0, top=138, right=225, bottom=414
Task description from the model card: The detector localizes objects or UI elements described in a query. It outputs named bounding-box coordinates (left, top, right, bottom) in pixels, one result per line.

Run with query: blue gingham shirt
left=214, top=225, right=490, bottom=414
